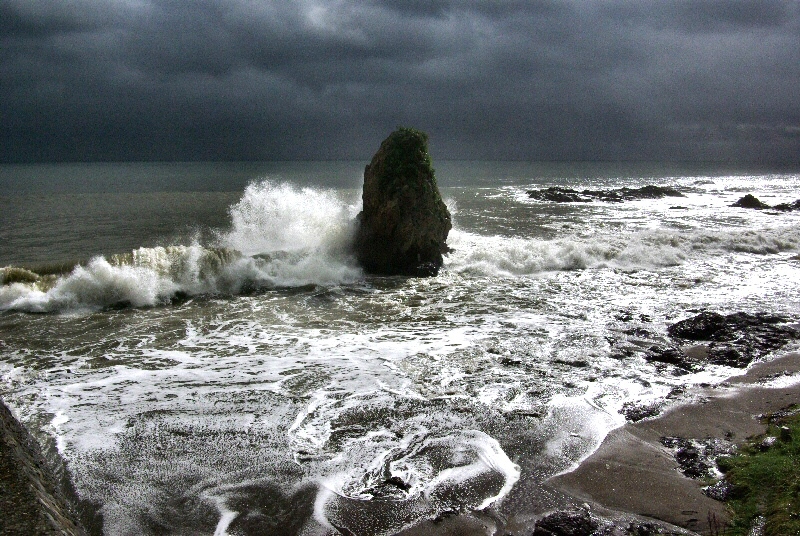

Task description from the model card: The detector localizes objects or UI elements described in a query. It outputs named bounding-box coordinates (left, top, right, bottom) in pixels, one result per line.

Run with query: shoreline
left=546, top=351, right=800, bottom=534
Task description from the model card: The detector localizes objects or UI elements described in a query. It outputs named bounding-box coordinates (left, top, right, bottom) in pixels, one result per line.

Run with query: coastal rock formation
left=0, top=399, right=87, bottom=535
left=527, top=185, right=684, bottom=203
left=354, top=128, right=451, bottom=276
left=731, top=194, right=770, bottom=209
left=645, top=311, right=800, bottom=370
left=731, top=194, right=800, bottom=211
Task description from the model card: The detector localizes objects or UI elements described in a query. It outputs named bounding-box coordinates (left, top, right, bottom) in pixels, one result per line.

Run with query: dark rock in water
left=667, top=311, right=728, bottom=340
left=621, top=400, right=665, bottom=422
left=354, top=128, right=451, bottom=276
left=667, top=311, right=799, bottom=368
left=624, top=521, right=686, bottom=535
left=660, top=437, right=713, bottom=479
left=704, top=479, right=733, bottom=501
left=533, top=510, right=598, bottom=536
left=773, top=199, right=800, bottom=212
left=661, top=436, right=736, bottom=481
left=731, top=194, right=800, bottom=212
left=731, top=194, right=770, bottom=209
left=527, top=187, right=593, bottom=203
left=527, top=185, right=684, bottom=203
left=533, top=509, right=692, bottom=535
left=645, top=345, right=701, bottom=371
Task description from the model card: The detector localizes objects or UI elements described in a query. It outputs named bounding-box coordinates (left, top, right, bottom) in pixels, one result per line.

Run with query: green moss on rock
left=716, top=406, right=800, bottom=536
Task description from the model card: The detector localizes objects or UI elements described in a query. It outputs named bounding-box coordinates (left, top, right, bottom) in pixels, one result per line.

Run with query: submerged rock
left=527, top=187, right=593, bottom=203
left=527, top=185, right=684, bottom=203
left=354, top=128, right=451, bottom=276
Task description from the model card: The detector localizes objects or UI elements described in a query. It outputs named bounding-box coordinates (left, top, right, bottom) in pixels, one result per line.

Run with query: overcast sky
left=2, top=0, right=799, bottom=163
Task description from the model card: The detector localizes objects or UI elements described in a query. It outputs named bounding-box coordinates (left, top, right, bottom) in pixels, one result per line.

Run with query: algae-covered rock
left=354, top=128, right=451, bottom=276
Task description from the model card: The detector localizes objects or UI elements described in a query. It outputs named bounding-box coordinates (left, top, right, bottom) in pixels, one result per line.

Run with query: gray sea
left=1, top=161, right=799, bottom=535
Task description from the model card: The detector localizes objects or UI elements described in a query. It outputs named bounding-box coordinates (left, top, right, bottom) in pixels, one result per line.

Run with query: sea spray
left=0, top=181, right=363, bottom=312
left=218, top=180, right=359, bottom=257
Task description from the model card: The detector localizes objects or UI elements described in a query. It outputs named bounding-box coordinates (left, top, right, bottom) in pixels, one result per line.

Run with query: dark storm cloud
left=2, top=0, right=799, bottom=163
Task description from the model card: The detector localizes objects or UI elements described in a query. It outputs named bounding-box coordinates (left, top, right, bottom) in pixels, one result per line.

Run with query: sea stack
left=354, top=127, right=451, bottom=276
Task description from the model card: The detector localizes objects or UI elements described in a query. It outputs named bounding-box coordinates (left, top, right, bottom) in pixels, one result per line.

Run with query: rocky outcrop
left=645, top=311, right=800, bottom=370
left=731, top=194, right=770, bottom=209
left=731, top=194, right=800, bottom=211
left=354, top=128, right=451, bottom=276
left=0, top=399, right=87, bottom=535
left=527, top=185, right=684, bottom=203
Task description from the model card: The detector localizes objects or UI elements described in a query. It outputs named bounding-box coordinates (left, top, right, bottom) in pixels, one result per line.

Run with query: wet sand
left=548, top=352, right=800, bottom=534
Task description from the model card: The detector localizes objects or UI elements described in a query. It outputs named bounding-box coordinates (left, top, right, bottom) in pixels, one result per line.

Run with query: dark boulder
left=354, top=128, right=452, bottom=276
left=533, top=510, right=598, bottom=536
left=639, top=311, right=798, bottom=372
left=667, top=311, right=728, bottom=340
left=731, top=194, right=770, bottom=209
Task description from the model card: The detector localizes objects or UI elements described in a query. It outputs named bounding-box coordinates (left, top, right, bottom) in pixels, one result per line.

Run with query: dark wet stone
left=704, top=479, right=733, bottom=502
left=384, top=476, right=411, bottom=492
left=527, top=187, right=594, bottom=203
left=660, top=437, right=713, bottom=479
left=528, top=185, right=684, bottom=204
left=644, top=346, right=701, bottom=371
left=731, top=195, right=800, bottom=212
left=665, top=311, right=799, bottom=368
left=354, top=127, right=451, bottom=276
left=554, top=358, right=591, bottom=368
left=731, top=194, right=770, bottom=209
left=661, top=436, right=735, bottom=481
left=622, top=522, right=686, bottom=535
left=667, top=311, right=728, bottom=340
left=621, top=400, right=664, bottom=422
left=533, top=510, right=599, bottom=536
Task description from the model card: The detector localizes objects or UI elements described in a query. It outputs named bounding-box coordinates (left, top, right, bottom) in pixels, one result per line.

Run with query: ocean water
left=1, top=161, right=799, bottom=535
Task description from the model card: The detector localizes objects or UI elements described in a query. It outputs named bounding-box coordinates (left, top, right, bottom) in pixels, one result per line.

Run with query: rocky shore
left=0, top=399, right=86, bottom=535
left=547, top=351, right=800, bottom=535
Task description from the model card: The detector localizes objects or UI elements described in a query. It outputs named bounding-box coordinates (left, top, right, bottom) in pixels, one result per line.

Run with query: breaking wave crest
left=0, top=181, right=362, bottom=313
left=447, top=224, right=800, bottom=276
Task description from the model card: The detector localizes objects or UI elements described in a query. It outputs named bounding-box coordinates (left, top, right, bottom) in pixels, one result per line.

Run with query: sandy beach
left=547, top=351, right=800, bottom=535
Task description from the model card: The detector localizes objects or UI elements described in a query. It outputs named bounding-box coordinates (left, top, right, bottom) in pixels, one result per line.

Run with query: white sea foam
left=445, top=223, right=800, bottom=277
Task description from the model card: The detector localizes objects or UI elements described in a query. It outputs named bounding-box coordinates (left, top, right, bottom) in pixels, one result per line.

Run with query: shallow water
left=1, top=162, right=799, bottom=534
